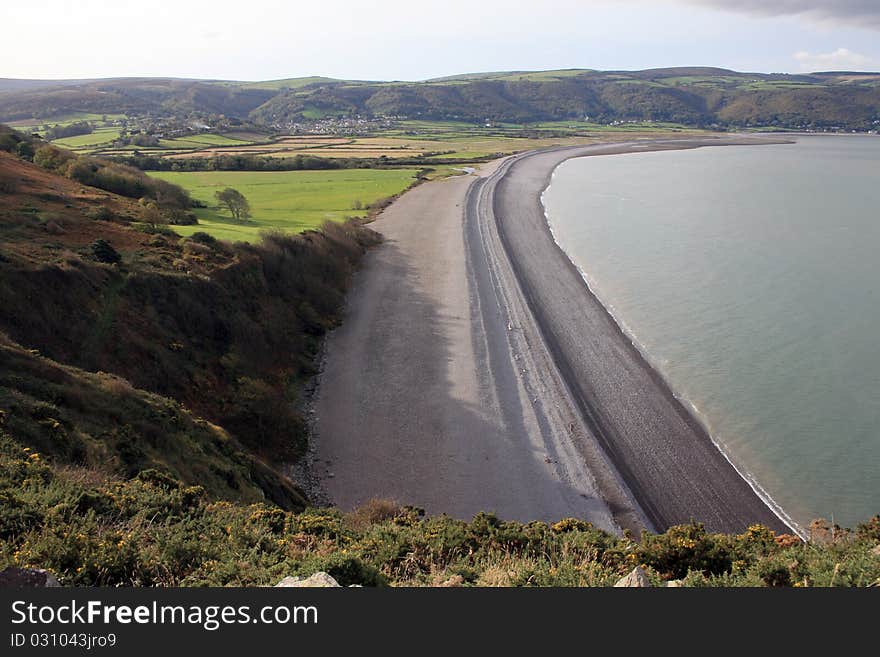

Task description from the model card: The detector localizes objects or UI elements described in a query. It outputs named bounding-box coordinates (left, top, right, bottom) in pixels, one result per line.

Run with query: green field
left=12, top=113, right=127, bottom=132
left=52, top=126, right=122, bottom=150
left=150, top=169, right=421, bottom=242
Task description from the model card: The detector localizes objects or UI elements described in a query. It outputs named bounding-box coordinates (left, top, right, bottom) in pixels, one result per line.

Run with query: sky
left=3, top=0, right=880, bottom=81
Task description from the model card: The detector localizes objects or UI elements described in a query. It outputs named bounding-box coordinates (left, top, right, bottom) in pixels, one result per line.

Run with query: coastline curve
left=483, top=138, right=797, bottom=535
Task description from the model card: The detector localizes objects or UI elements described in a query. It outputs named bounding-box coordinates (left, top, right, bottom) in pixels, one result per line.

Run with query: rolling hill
left=1, top=68, right=879, bottom=131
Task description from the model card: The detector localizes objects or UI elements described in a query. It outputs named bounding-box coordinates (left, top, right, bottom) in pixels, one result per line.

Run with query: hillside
left=2, top=68, right=880, bottom=131
left=0, top=137, right=379, bottom=511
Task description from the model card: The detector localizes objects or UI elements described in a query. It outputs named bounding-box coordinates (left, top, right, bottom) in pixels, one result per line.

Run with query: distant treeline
left=112, top=152, right=494, bottom=172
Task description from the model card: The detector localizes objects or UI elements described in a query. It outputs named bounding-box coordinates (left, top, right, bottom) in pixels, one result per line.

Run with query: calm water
left=542, top=135, right=880, bottom=529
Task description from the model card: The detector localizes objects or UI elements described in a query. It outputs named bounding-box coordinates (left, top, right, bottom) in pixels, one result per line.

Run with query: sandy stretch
left=313, top=136, right=794, bottom=535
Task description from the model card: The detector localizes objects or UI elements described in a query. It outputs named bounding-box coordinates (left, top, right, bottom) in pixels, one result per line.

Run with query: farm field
left=8, top=112, right=128, bottom=132
left=159, top=133, right=257, bottom=149
left=163, top=129, right=607, bottom=161
left=150, top=168, right=422, bottom=242
left=52, top=126, right=122, bottom=150
left=26, top=117, right=703, bottom=162
left=72, top=118, right=698, bottom=163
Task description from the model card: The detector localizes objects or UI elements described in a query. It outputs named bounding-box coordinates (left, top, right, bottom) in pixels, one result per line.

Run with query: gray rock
left=275, top=572, right=341, bottom=587
left=0, top=567, right=61, bottom=587
left=613, top=566, right=652, bottom=588
left=665, top=579, right=683, bottom=588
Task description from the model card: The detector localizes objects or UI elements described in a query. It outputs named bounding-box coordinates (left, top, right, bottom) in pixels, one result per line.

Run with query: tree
left=215, top=187, right=251, bottom=222
left=140, top=200, right=167, bottom=229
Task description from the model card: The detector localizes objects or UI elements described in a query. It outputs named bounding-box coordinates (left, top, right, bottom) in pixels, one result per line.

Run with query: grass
left=51, top=127, right=122, bottom=150
left=150, top=169, right=421, bottom=242
left=160, top=133, right=256, bottom=148
left=12, top=113, right=127, bottom=132
left=227, top=76, right=340, bottom=90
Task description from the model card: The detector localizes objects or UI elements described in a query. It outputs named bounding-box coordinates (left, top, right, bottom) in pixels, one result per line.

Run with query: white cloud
left=793, top=47, right=874, bottom=71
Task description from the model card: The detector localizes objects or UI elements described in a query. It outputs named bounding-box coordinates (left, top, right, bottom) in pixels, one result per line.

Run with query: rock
left=613, top=566, right=652, bottom=587
left=665, top=580, right=683, bottom=588
left=0, top=567, right=61, bottom=587
left=871, top=544, right=880, bottom=557
left=275, top=572, right=341, bottom=587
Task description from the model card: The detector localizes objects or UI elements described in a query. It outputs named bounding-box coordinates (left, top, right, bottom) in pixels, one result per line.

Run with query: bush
left=639, top=522, right=735, bottom=579
left=298, top=553, right=386, bottom=587
left=349, top=498, right=401, bottom=529
left=85, top=206, right=114, bottom=221
left=33, top=145, right=75, bottom=172
left=166, top=209, right=198, bottom=226
left=90, top=239, right=121, bottom=264
left=189, top=231, right=218, bottom=246
left=16, top=142, right=35, bottom=161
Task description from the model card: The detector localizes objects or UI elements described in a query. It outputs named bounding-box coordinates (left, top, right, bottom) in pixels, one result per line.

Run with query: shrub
left=189, top=231, right=218, bottom=246
left=90, top=239, right=121, bottom=264
left=349, top=498, right=401, bottom=529
left=758, top=560, right=793, bottom=587
left=639, top=522, right=735, bottom=579
left=298, top=553, right=386, bottom=587
left=85, top=206, right=114, bottom=221
left=33, top=145, right=75, bottom=172
left=0, top=132, right=20, bottom=153
left=16, top=142, right=35, bottom=161
left=856, top=515, right=880, bottom=543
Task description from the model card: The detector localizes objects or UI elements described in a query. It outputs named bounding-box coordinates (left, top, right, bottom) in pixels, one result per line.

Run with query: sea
left=541, top=135, right=880, bottom=530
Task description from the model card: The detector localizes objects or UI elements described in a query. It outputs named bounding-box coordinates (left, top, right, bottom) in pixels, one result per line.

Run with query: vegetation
left=44, top=120, right=93, bottom=141
left=215, top=187, right=251, bottom=222
left=150, top=169, right=421, bottom=241
left=1, top=117, right=878, bottom=589
left=0, top=129, right=196, bottom=225
left=51, top=127, right=123, bottom=151
left=2, top=68, right=878, bottom=142
left=90, top=239, right=121, bottom=264
left=1, top=432, right=877, bottom=587
left=0, top=142, right=381, bottom=473
left=0, top=334, right=304, bottom=509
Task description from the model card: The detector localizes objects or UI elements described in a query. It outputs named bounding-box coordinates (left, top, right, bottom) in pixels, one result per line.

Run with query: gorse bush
left=2, top=429, right=878, bottom=587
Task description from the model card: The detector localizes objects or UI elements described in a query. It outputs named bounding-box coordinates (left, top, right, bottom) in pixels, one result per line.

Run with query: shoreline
left=539, top=155, right=802, bottom=536
left=487, top=137, right=796, bottom=535
left=311, top=134, right=798, bottom=537
left=311, top=162, right=628, bottom=530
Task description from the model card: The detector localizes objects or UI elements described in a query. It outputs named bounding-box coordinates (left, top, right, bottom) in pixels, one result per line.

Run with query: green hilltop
left=2, top=67, right=879, bottom=130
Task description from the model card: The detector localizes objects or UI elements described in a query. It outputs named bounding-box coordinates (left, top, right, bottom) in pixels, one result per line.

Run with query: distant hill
left=1, top=67, right=879, bottom=130
left=0, top=78, right=99, bottom=93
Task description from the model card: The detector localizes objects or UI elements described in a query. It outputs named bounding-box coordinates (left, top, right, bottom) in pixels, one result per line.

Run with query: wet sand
left=313, top=136, right=794, bottom=535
